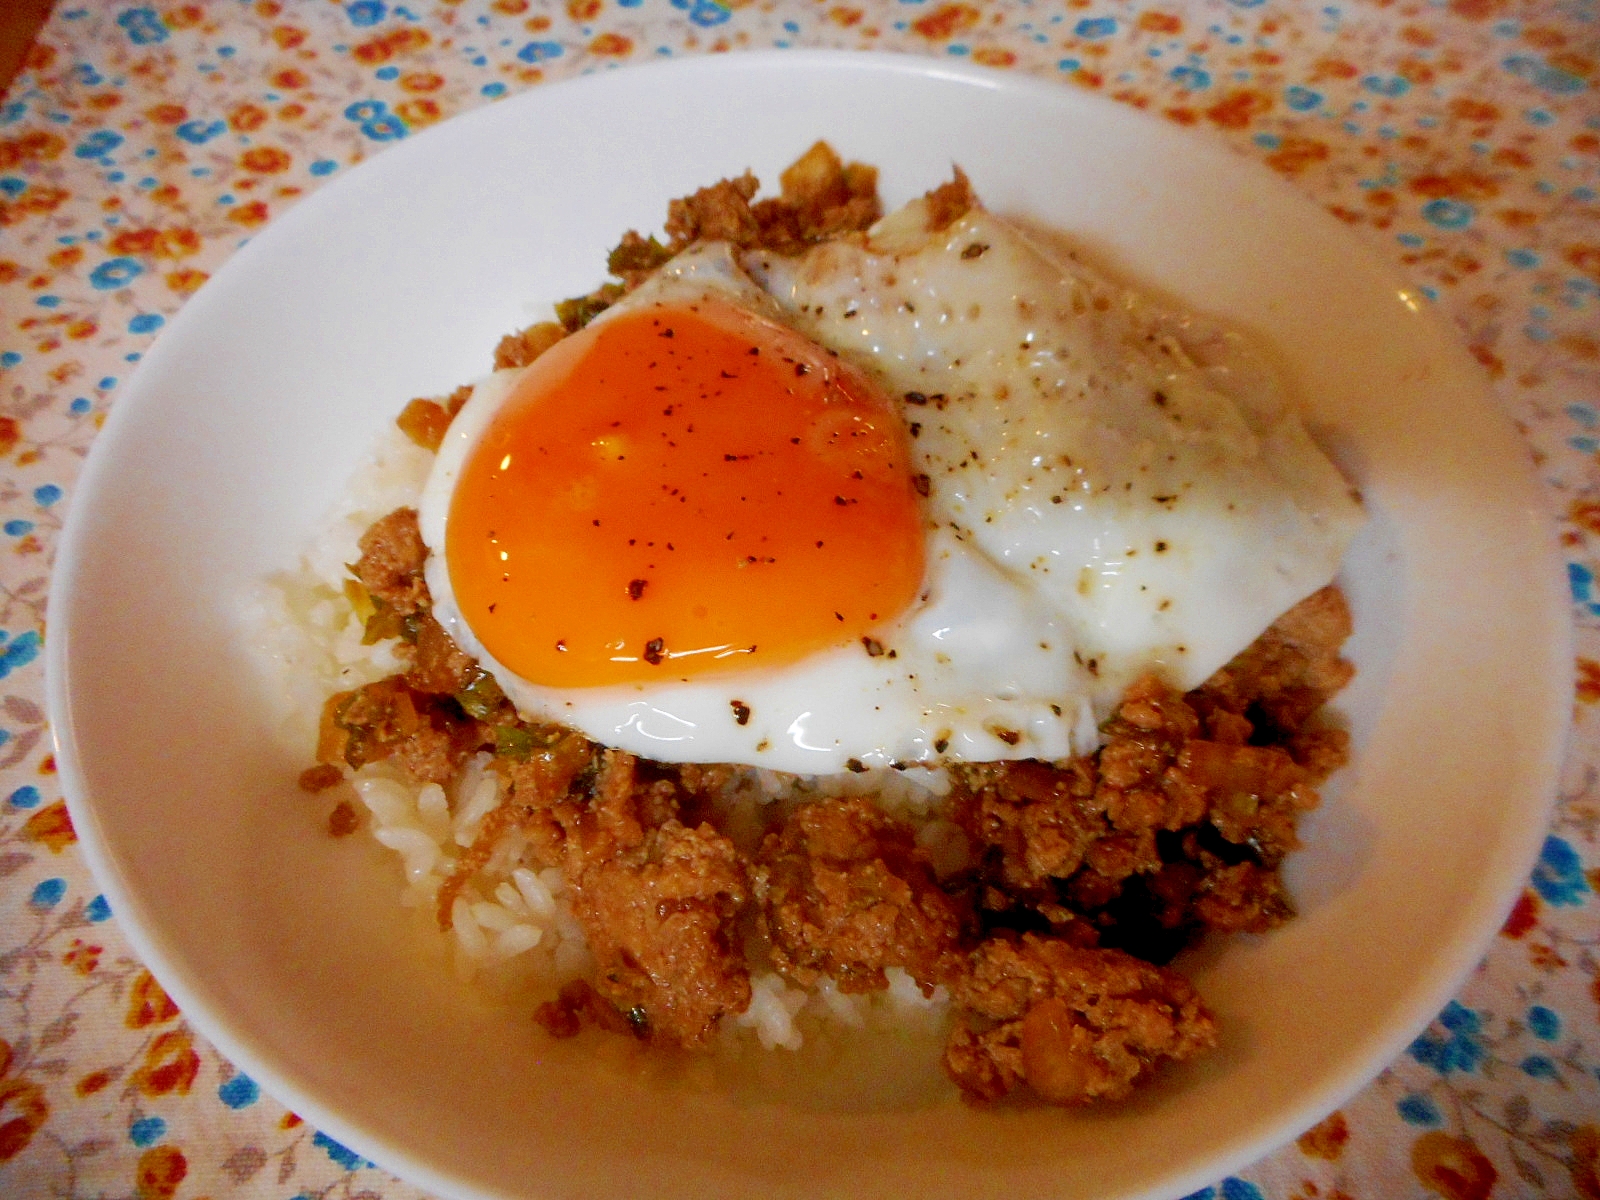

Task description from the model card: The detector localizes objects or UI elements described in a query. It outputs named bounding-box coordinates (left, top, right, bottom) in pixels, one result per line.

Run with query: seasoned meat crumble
left=312, top=544, right=1350, bottom=1103
left=944, top=933, right=1216, bottom=1105
left=302, top=143, right=1356, bottom=1107
left=561, top=750, right=751, bottom=1047
left=755, top=796, right=970, bottom=997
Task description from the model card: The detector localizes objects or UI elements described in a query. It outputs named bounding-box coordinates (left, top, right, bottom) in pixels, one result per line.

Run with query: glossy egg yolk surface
left=445, top=298, right=925, bottom=688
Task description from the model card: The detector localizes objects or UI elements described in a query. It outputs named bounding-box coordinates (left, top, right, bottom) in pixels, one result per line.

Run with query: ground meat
left=572, top=819, right=751, bottom=1046
left=921, top=165, right=976, bottom=232
left=755, top=797, right=969, bottom=996
left=1197, top=584, right=1355, bottom=737
left=492, top=321, right=565, bottom=371
left=943, top=932, right=1216, bottom=1105
left=316, top=677, right=480, bottom=785
left=298, top=763, right=343, bottom=792
left=959, top=678, right=1209, bottom=878
left=557, top=751, right=751, bottom=1047
left=954, top=676, right=1209, bottom=921
left=656, top=142, right=881, bottom=260
left=1186, top=859, right=1292, bottom=933
left=953, top=757, right=1100, bottom=897
left=534, top=979, right=640, bottom=1040
left=1177, top=738, right=1315, bottom=862
left=405, top=612, right=478, bottom=696
left=673, top=761, right=745, bottom=800
left=664, top=171, right=764, bottom=250
left=429, top=746, right=751, bottom=1045
left=394, top=384, right=472, bottom=452
left=428, top=731, right=600, bottom=931
left=956, top=586, right=1353, bottom=956
left=352, top=507, right=430, bottom=617
left=327, top=798, right=361, bottom=837
left=500, top=727, right=598, bottom=803
left=770, top=140, right=881, bottom=246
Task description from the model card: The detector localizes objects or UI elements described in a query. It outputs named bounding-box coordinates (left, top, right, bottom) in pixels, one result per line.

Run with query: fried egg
left=418, top=193, right=1363, bottom=775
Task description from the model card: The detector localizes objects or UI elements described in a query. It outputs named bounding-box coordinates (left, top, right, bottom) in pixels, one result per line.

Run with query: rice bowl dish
left=251, top=145, right=1364, bottom=1105
left=45, top=52, right=1569, bottom=1200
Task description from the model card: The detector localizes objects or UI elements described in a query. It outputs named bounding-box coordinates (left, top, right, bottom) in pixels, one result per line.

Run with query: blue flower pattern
left=115, top=7, right=166, bottom=46
left=1409, top=1001, right=1488, bottom=1076
left=1531, top=835, right=1592, bottom=906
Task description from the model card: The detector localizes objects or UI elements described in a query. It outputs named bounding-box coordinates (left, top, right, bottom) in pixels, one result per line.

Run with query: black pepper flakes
left=730, top=700, right=751, bottom=726
left=642, top=637, right=666, bottom=665
left=627, top=578, right=648, bottom=600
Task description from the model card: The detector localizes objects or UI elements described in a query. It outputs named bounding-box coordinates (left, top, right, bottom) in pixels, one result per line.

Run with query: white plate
left=46, top=50, right=1570, bottom=1200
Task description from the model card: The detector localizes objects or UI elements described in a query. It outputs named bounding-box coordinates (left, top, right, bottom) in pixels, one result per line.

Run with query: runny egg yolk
left=445, top=298, right=926, bottom=688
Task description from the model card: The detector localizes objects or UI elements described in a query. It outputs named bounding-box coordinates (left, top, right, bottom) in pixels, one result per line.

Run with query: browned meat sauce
left=314, top=560, right=1349, bottom=1102
left=306, top=146, right=1355, bottom=1105
left=755, top=796, right=970, bottom=997
left=554, top=750, right=750, bottom=1046
left=351, top=505, right=430, bottom=617
left=944, top=933, right=1215, bottom=1105
left=544, top=139, right=902, bottom=329
left=955, top=587, right=1352, bottom=966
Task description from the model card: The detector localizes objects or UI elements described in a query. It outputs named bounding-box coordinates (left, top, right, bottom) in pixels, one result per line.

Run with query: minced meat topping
left=304, top=146, right=1355, bottom=1107
left=313, top=564, right=1350, bottom=1103
left=755, top=795, right=970, bottom=997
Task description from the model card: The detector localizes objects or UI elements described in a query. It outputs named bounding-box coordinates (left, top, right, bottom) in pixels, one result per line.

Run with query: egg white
left=747, top=202, right=1365, bottom=708
left=419, top=203, right=1362, bottom=775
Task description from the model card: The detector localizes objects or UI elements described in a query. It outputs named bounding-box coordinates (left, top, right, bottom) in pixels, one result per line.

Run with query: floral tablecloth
left=0, top=1, right=1596, bottom=1198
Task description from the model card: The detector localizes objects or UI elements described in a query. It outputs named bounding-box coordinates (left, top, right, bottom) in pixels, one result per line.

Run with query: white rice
left=245, top=426, right=435, bottom=751
left=344, top=746, right=957, bottom=1047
